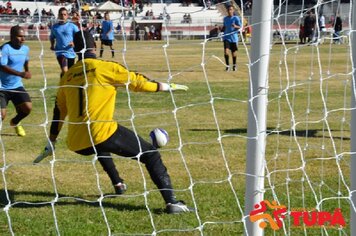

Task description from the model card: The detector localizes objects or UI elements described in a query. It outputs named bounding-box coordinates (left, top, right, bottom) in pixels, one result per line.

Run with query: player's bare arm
left=0, top=64, right=31, bottom=79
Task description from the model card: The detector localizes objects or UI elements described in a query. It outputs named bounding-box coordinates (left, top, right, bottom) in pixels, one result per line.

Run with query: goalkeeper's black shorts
left=76, top=125, right=157, bottom=160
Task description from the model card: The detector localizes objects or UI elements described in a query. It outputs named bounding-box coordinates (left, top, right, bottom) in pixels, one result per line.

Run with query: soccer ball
left=150, top=128, right=169, bottom=148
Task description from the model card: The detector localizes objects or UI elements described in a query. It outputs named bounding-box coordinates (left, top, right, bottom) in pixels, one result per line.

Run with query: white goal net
left=0, top=0, right=355, bottom=235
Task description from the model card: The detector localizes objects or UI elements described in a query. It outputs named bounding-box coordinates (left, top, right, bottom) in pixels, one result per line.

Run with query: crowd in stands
left=35, top=8, right=55, bottom=17
left=0, top=0, right=31, bottom=17
left=0, top=1, right=33, bottom=23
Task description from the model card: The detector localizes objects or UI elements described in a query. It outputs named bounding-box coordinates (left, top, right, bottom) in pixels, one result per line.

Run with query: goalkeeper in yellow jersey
left=35, top=30, right=194, bottom=214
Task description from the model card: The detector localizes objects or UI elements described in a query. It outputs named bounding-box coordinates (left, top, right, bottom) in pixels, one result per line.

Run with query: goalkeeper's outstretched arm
left=113, top=65, right=188, bottom=92
left=34, top=89, right=67, bottom=164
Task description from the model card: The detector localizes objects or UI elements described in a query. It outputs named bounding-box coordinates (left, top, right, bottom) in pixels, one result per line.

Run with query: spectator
left=333, top=14, right=342, bottom=44
left=71, top=11, right=81, bottom=28
left=6, top=0, right=12, bottom=9
left=244, top=0, right=252, bottom=12
left=135, top=24, right=140, bottom=40
left=303, top=10, right=316, bottom=43
left=299, top=23, right=306, bottom=44
left=95, top=11, right=102, bottom=20
left=206, top=0, right=211, bottom=9
left=209, top=24, right=220, bottom=38
left=0, top=6, right=5, bottom=15
left=95, top=23, right=102, bottom=41
left=150, top=24, right=155, bottom=40
left=24, top=8, right=31, bottom=16
left=88, top=22, right=97, bottom=37
left=144, top=25, right=149, bottom=40
left=41, top=8, right=47, bottom=17
left=116, top=22, right=121, bottom=33
left=187, top=14, right=192, bottom=23
left=318, top=14, right=326, bottom=44
left=183, top=13, right=187, bottom=23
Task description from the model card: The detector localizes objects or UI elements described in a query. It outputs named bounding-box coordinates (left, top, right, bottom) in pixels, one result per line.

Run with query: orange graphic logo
left=249, top=200, right=346, bottom=230
left=249, top=200, right=287, bottom=230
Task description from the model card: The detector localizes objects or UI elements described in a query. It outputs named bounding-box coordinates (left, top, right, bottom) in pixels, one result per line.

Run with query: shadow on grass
left=0, top=189, right=152, bottom=212
left=0, top=133, right=18, bottom=137
left=189, top=128, right=350, bottom=140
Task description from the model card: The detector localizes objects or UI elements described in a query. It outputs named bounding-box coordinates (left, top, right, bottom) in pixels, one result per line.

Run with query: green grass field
left=0, top=39, right=353, bottom=235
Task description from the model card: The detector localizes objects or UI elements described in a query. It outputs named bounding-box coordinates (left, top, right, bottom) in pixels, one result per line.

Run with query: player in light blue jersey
left=223, top=5, right=241, bottom=72
left=99, top=12, right=115, bottom=58
left=0, top=25, right=32, bottom=137
left=50, top=7, right=79, bottom=77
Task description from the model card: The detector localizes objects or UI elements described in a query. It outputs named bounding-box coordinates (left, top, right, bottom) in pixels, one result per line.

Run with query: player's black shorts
left=224, top=40, right=238, bottom=52
left=76, top=125, right=157, bottom=159
left=101, top=39, right=113, bottom=46
left=0, top=87, right=31, bottom=108
left=56, top=55, right=75, bottom=69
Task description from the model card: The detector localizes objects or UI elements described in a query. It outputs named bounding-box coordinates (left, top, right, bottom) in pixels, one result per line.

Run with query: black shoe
left=232, top=65, right=237, bottom=71
left=225, top=66, right=230, bottom=72
left=166, top=201, right=195, bottom=214
left=114, top=183, right=127, bottom=195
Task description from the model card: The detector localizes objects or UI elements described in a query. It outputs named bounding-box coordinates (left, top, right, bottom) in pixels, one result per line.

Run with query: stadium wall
left=0, top=1, right=351, bottom=41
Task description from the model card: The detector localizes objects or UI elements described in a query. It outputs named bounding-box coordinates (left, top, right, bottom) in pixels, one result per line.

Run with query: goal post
left=244, top=0, right=273, bottom=235
left=350, top=0, right=356, bottom=234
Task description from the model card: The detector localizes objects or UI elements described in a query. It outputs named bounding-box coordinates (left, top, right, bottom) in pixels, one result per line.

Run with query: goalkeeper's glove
left=33, top=140, right=56, bottom=164
left=159, top=82, right=189, bottom=91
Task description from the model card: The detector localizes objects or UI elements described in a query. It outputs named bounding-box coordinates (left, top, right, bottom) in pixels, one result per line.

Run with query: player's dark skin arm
left=49, top=133, right=59, bottom=142
left=49, top=95, right=67, bottom=142
left=0, top=62, right=31, bottom=79
left=232, top=23, right=241, bottom=30
left=50, top=38, right=55, bottom=50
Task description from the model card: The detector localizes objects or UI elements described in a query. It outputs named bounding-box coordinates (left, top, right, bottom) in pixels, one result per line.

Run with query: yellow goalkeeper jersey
left=56, top=58, right=159, bottom=152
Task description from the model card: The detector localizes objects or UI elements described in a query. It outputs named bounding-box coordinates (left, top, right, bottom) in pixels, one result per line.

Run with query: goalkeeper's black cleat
left=114, top=183, right=127, bottom=195
left=166, top=201, right=195, bottom=214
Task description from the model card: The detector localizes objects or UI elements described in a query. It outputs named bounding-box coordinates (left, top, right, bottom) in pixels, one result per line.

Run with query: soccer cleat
left=114, top=183, right=127, bottom=195
left=166, top=201, right=195, bottom=214
left=33, top=145, right=54, bottom=164
left=15, top=124, right=26, bottom=137
left=11, top=122, right=26, bottom=137
left=232, top=64, right=237, bottom=71
left=225, top=66, right=230, bottom=72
